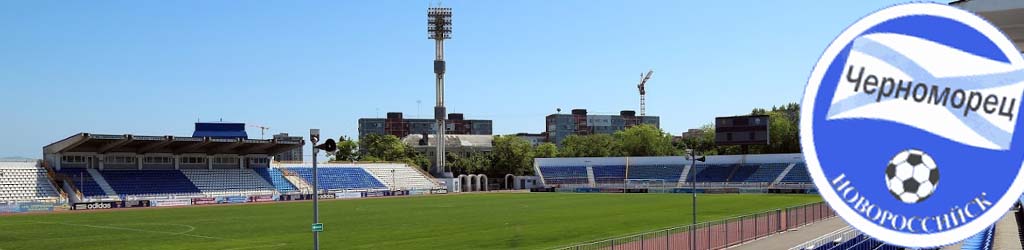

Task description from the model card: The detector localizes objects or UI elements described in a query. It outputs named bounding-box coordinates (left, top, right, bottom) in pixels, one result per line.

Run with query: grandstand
left=19, top=132, right=441, bottom=206
left=0, top=161, right=61, bottom=202
left=44, top=163, right=439, bottom=203
left=535, top=154, right=810, bottom=190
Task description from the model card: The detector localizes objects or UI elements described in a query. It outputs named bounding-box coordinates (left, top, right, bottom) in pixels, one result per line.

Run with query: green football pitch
left=0, top=193, right=820, bottom=250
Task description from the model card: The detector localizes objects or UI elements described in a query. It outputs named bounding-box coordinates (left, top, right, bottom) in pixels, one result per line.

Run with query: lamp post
left=685, top=148, right=705, bottom=250
left=309, top=129, right=336, bottom=250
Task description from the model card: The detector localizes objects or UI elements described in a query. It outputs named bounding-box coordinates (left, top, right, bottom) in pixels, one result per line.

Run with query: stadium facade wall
left=534, top=154, right=807, bottom=190
left=534, top=153, right=803, bottom=167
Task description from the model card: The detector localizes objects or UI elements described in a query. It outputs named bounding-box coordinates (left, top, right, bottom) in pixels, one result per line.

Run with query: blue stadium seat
left=627, top=164, right=684, bottom=182
left=538, top=166, right=588, bottom=185
left=960, top=225, right=995, bottom=250
left=687, top=164, right=734, bottom=182
left=100, top=170, right=201, bottom=196
left=253, top=168, right=297, bottom=193
left=733, top=163, right=789, bottom=182
left=781, top=163, right=812, bottom=183
left=821, top=234, right=869, bottom=250
left=284, top=167, right=386, bottom=190
left=592, top=165, right=625, bottom=184
left=55, top=168, right=106, bottom=197
left=538, top=161, right=809, bottom=185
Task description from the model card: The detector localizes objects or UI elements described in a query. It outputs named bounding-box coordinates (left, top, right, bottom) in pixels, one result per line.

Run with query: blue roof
left=193, top=122, right=248, bottom=139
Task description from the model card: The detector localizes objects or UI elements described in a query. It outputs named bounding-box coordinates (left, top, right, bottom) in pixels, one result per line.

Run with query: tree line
left=678, top=102, right=801, bottom=155
left=329, top=102, right=801, bottom=176
left=329, top=124, right=679, bottom=177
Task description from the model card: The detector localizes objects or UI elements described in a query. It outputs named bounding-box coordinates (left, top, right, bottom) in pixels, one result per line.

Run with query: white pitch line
left=116, top=223, right=197, bottom=234
left=44, top=222, right=223, bottom=240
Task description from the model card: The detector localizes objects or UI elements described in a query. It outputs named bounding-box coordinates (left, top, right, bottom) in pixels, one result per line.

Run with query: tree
left=681, top=102, right=802, bottom=155
left=766, top=111, right=799, bottom=153
left=358, top=134, right=431, bottom=170
left=332, top=136, right=359, bottom=161
left=402, top=152, right=431, bottom=171
left=533, top=143, right=558, bottom=158
left=450, top=152, right=492, bottom=176
left=750, top=102, right=800, bottom=154
left=677, top=124, right=716, bottom=154
left=491, top=135, right=535, bottom=175
left=359, top=134, right=407, bottom=161
left=614, top=124, right=678, bottom=156
left=560, top=134, right=618, bottom=157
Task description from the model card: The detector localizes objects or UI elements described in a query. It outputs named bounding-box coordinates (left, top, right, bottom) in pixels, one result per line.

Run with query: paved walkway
left=993, top=209, right=1022, bottom=250
left=728, top=217, right=848, bottom=250
left=725, top=209, right=1024, bottom=250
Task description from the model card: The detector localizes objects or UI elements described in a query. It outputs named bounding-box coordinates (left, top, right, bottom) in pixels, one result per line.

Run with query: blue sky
left=0, top=1, right=908, bottom=158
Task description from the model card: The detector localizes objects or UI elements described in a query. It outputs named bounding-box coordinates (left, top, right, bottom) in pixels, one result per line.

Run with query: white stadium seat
left=0, top=161, right=60, bottom=202
left=360, top=164, right=441, bottom=190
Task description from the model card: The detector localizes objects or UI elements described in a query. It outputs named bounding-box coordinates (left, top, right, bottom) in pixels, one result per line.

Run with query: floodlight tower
left=428, top=7, right=452, bottom=175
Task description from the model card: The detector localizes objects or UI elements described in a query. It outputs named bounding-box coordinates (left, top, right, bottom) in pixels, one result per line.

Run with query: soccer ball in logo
left=885, top=149, right=939, bottom=203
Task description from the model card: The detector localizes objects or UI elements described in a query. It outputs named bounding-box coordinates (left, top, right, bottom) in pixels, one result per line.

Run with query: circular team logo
left=801, top=3, right=1024, bottom=248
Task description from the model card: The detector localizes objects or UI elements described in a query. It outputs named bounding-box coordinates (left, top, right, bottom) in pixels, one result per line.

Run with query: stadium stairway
left=773, top=163, right=798, bottom=185
left=253, top=167, right=298, bottom=193
left=991, top=208, right=1022, bottom=249
left=725, top=165, right=743, bottom=182
left=780, top=163, right=812, bottom=183
left=278, top=167, right=313, bottom=194
left=586, top=166, right=596, bottom=186
left=86, top=168, right=118, bottom=197
left=54, top=168, right=108, bottom=198
left=677, top=164, right=691, bottom=187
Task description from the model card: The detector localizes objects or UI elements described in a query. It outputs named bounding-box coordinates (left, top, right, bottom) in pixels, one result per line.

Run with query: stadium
left=2, top=124, right=1017, bottom=250
left=3, top=1, right=1024, bottom=250
left=3, top=128, right=833, bottom=250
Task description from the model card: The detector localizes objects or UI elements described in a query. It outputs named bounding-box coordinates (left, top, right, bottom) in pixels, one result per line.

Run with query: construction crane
left=637, top=69, right=654, bottom=116
left=248, top=124, right=270, bottom=139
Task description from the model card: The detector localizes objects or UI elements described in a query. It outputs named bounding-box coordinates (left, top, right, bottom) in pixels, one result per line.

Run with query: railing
left=555, top=202, right=835, bottom=250
left=39, top=161, right=69, bottom=200
left=788, top=226, right=858, bottom=250
left=548, top=181, right=815, bottom=190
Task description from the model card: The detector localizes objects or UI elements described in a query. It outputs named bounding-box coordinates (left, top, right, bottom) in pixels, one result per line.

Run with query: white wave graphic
left=826, top=33, right=1024, bottom=150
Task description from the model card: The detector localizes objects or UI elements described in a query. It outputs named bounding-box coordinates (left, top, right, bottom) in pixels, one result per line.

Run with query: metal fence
left=555, top=202, right=835, bottom=250
left=788, top=226, right=858, bottom=250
